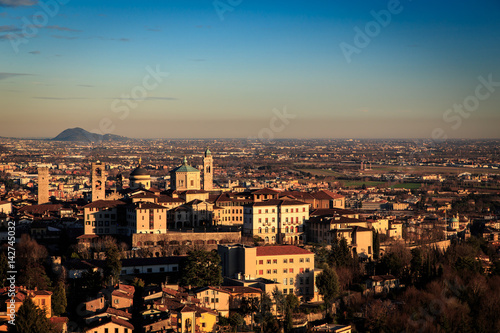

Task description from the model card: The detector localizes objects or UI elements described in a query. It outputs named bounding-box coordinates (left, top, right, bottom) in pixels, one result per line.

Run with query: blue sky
left=1, top=0, right=499, bottom=138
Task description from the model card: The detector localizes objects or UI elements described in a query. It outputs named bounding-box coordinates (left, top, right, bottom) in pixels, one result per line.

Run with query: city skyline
left=1, top=0, right=500, bottom=139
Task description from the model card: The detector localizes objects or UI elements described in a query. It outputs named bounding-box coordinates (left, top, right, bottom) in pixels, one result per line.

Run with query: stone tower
left=203, top=148, right=213, bottom=191
left=37, top=166, right=50, bottom=204
left=91, top=162, right=106, bottom=202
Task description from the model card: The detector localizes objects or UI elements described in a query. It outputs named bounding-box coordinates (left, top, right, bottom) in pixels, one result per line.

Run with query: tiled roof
left=256, top=245, right=312, bottom=256
left=83, top=200, right=126, bottom=209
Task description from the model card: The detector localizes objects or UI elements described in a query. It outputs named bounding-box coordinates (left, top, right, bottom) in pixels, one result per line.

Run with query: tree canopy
left=8, top=297, right=55, bottom=333
left=180, top=249, right=223, bottom=287
left=316, top=266, right=340, bottom=316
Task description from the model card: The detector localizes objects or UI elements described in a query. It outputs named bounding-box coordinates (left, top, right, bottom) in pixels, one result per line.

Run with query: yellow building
left=170, top=157, right=201, bottom=191
left=218, top=245, right=318, bottom=301
left=0, top=287, right=52, bottom=319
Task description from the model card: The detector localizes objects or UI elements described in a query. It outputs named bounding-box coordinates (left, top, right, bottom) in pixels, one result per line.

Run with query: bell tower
left=91, top=161, right=106, bottom=202
left=203, top=148, right=213, bottom=191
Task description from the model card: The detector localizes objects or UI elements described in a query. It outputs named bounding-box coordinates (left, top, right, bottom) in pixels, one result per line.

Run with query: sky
left=1, top=0, right=500, bottom=139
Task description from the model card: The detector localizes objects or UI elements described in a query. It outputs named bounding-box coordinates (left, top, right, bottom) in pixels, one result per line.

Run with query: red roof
left=256, top=246, right=312, bottom=257
left=83, top=200, right=126, bottom=209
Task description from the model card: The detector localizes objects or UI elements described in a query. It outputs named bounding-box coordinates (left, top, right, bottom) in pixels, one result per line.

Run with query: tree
left=103, top=245, right=122, bottom=285
left=9, top=297, right=54, bottom=333
left=180, top=250, right=223, bottom=287
left=51, top=281, right=67, bottom=316
left=373, top=231, right=380, bottom=260
left=0, top=252, right=7, bottom=287
left=316, top=266, right=340, bottom=319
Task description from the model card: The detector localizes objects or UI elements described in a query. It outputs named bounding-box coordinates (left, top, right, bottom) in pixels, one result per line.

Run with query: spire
left=183, top=156, right=188, bottom=165
left=205, top=147, right=212, bottom=157
left=138, top=157, right=142, bottom=166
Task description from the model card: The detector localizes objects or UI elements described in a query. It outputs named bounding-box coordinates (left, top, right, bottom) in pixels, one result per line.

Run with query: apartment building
left=218, top=244, right=318, bottom=301
left=243, top=199, right=309, bottom=244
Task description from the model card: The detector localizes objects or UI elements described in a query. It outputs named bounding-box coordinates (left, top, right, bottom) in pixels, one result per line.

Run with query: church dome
left=130, top=166, right=149, bottom=177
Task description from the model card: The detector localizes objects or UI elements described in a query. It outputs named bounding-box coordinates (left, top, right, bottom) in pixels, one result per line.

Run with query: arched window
left=265, top=227, right=269, bottom=233
left=258, top=227, right=262, bottom=234
left=286, top=227, right=289, bottom=233
left=265, top=236, right=269, bottom=243
left=272, top=227, right=275, bottom=233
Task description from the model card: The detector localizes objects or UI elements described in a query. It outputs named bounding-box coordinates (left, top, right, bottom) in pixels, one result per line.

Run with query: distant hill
left=52, top=127, right=128, bottom=142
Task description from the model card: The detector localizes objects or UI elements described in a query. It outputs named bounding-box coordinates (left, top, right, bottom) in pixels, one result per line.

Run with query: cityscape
left=1, top=1, right=500, bottom=333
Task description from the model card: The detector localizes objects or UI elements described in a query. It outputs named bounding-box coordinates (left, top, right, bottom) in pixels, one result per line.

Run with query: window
left=283, top=278, right=287, bottom=285
left=368, top=246, right=372, bottom=254
left=115, top=329, right=119, bottom=333
left=303, top=207, right=306, bottom=212
left=290, top=278, right=294, bottom=284
left=283, top=259, right=287, bottom=264
left=300, top=258, right=304, bottom=263
left=283, top=269, right=288, bottom=273
left=306, top=258, right=310, bottom=263
left=289, top=288, right=294, bottom=294
left=289, top=268, right=294, bottom=273
left=114, top=299, right=119, bottom=304
left=300, top=268, right=304, bottom=273
left=104, top=329, right=108, bottom=333
left=258, top=209, right=261, bottom=214
left=267, top=270, right=271, bottom=274
left=300, top=277, right=304, bottom=285
left=267, top=260, right=271, bottom=264
left=259, top=270, right=263, bottom=275
left=259, top=260, right=263, bottom=265
left=283, top=289, right=287, bottom=294
left=215, top=298, right=219, bottom=303
left=289, top=259, right=294, bottom=263
left=273, top=269, right=277, bottom=274
left=265, top=209, right=268, bottom=213
left=273, top=259, right=277, bottom=264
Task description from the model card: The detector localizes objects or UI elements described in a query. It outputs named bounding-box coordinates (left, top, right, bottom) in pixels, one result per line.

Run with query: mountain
left=52, top=128, right=128, bottom=142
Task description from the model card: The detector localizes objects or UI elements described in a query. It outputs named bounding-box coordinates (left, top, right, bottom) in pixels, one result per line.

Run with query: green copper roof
left=171, top=157, right=199, bottom=173
left=205, top=148, right=212, bottom=156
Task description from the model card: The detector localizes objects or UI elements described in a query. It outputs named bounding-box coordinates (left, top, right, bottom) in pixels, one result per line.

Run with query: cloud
left=112, top=96, right=178, bottom=101
left=0, top=25, right=20, bottom=33
left=28, top=50, right=40, bottom=54
left=77, top=84, right=94, bottom=87
left=0, top=72, right=31, bottom=80
left=45, top=25, right=82, bottom=32
left=0, top=0, right=37, bottom=7
left=33, top=96, right=90, bottom=100
left=51, top=35, right=78, bottom=40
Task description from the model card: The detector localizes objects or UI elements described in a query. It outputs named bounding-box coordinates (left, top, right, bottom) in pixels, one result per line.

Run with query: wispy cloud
left=112, top=96, right=178, bottom=101
left=0, top=0, right=37, bottom=7
left=28, top=50, right=40, bottom=55
left=45, top=25, right=82, bottom=32
left=33, top=96, right=90, bottom=100
left=77, top=84, right=94, bottom=88
left=0, top=72, right=32, bottom=80
left=51, top=35, right=78, bottom=40
left=0, top=25, right=20, bottom=33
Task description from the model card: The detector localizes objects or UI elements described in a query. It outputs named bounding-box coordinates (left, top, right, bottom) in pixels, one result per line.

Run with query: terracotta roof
left=311, top=190, right=345, bottom=200
left=83, top=200, right=126, bottom=209
left=247, top=199, right=308, bottom=207
left=132, top=202, right=166, bottom=210
left=256, top=245, right=313, bottom=256
left=220, top=286, right=262, bottom=295
left=252, top=188, right=280, bottom=195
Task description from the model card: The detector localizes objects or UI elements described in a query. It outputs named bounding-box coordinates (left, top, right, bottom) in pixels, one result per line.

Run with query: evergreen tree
left=103, top=245, right=122, bottom=285
left=316, top=266, right=340, bottom=319
left=180, top=249, right=223, bottom=287
left=373, top=231, right=380, bottom=260
left=0, top=252, right=7, bottom=288
left=51, top=281, right=67, bottom=316
left=9, top=298, right=54, bottom=333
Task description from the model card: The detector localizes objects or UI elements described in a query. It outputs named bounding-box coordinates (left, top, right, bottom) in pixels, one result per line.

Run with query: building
left=84, top=316, right=134, bottom=333
left=218, top=244, right=318, bottom=301
left=243, top=199, right=309, bottom=244
left=83, top=200, right=126, bottom=235
left=203, top=148, right=213, bottom=191
left=193, top=286, right=231, bottom=317
left=125, top=202, right=168, bottom=235
left=37, top=166, right=50, bottom=205
left=0, top=286, right=52, bottom=319
left=91, top=162, right=106, bottom=202
left=170, top=157, right=201, bottom=191
left=129, top=160, right=151, bottom=190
